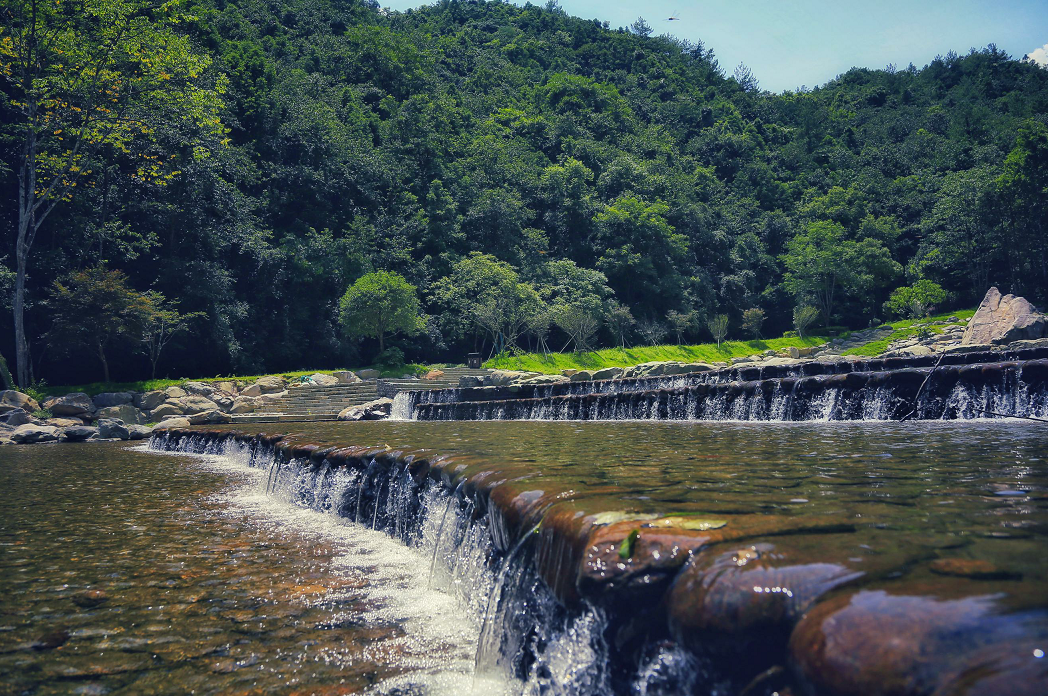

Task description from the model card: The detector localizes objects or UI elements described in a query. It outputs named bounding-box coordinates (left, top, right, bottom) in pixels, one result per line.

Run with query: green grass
left=842, top=309, right=976, bottom=357
left=485, top=336, right=829, bottom=374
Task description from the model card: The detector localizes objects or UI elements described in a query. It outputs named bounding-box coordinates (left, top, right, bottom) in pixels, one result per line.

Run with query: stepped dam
left=138, top=420, right=1048, bottom=696
left=393, top=347, right=1048, bottom=422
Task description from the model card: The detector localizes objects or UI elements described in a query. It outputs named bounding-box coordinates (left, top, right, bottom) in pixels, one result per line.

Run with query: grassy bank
left=484, top=336, right=829, bottom=374
left=842, top=309, right=976, bottom=357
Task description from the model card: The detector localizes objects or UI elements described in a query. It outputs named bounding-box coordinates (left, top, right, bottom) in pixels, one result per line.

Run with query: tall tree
left=339, top=271, right=424, bottom=357
left=0, top=0, right=226, bottom=385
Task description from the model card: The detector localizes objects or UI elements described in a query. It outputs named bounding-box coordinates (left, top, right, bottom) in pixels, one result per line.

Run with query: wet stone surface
left=0, top=442, right=469, bottom=695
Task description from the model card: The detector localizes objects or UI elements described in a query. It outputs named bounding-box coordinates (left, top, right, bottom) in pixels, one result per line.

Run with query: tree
left=1, top=0, right=226, bottom=386
left=884, top=280, right=948, bottom=319
left=637, top=318, right=667, bottom=346
left=44, top=267, right=152, bottom=383
left=606, top=302, right=635, bottom=348
left=630, top=17, right=653, bottom=37
left=339, top=272, right=424, bottom=357
left=793, top=306, right=820, bottom=339
left=782, top=221, right=900, bottom=325
left=666, top=310, right=697, bottom=345
left=707, top=314, right=730, bottom=348
left=432, top=254, right=542, bottom=355
left=139, top=293, right=205, bottom=378
left=997, top=120, right=1048, bottom=298
left=741, top=308, right=765, bottom=338
left=553, top=302, right=602, bottom=353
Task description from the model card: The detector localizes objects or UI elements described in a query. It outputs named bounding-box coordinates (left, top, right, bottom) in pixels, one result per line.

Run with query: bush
left=376, top=347, right=406, bottom=369
left=782, top=330, right=799, bottom=338
left=884, top=280, right=948, bottom=319
left=741, top=308, right=765, bottom=339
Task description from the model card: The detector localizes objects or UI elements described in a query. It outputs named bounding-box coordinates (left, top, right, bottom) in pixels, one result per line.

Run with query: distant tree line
left=2, top=0, right=1047, bottom=383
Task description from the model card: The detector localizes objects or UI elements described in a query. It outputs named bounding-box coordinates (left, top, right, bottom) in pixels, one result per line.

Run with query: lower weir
left=150, top=424, right=1048, bottom=696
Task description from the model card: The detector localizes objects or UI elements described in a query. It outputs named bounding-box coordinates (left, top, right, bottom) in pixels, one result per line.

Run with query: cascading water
left=149, top=432, right=628, bottom=695
left=410, top=358, right=1048, bottom=422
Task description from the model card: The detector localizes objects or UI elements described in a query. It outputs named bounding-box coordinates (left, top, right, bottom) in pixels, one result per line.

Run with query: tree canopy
left=2, top=0, right=1047, bottom=383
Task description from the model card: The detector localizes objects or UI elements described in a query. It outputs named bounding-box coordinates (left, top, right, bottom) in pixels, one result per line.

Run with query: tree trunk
left=378, top=332, right=384, bottom=354
left=98, top=344, right=110, bottom=384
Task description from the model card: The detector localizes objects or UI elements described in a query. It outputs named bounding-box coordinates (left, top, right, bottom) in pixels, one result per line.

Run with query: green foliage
left=707, top=314, right=730, bottom=348
left=4, top=0, right=1046, bottom=384
left=884, top=280, right=949, bottom=319
left=793, top=306, right=821, bottom=339
left=0, top=352, right=12, bottom=390
left=741, top=308, right=765, bottom=338
left=44, top=268, right=155, bottom=383
left=842, top=309, right=976, bottom=356
left=339, top=272, right=423, bottom=356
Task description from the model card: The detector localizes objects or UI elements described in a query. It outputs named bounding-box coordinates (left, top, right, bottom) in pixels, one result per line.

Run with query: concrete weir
left=150, top=426, right=1048, bottom=696
left=398, top=349, right=1048, bottom=422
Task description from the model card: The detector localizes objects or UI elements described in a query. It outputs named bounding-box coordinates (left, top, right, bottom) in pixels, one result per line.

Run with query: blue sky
left=381, top=0, right=1048, bottom=92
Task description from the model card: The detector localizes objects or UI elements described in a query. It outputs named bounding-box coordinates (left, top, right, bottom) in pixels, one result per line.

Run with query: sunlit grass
left=842, top=309, right=975, bottom=357
left=485, top=336, right=829, bottom=374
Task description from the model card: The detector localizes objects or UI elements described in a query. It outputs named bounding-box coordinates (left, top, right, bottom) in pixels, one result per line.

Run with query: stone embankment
left=0, top=371, right=361, bottom=445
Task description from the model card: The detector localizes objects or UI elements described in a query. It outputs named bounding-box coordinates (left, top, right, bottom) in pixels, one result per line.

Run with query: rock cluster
left=337, top=397, right=394, bottom=421
left=963, top=286, right=1047, bottom=345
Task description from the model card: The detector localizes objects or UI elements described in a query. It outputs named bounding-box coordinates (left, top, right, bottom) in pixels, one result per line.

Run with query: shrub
left=884, top=280, right=948, bottom=319
left=741, top=308, right=765, bottom=338
left=793, top=306, right=820, bottom=338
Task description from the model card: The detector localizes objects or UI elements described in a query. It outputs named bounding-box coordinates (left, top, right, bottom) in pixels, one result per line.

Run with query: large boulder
left=423, top=369, right=445, bottom=381
left=156, top=417, right=191, bottom=429
left=97, top=418, right=130, bottom=440
left=254, top=375, right=286, bottom=394
left=176, top=395, right=219, bottom=415
left=43, top=393, right=94, bottom=416
left=59, top=426, right=97, bottom=442
left=962, top=287, right=1048, bottom=345
left=11, top=424, right=58, bottom=444
left=1, top=408, right=32, bottom=427
left=150, top=402, right=184, bottom=420
left=133, top=390, right=167, bottom=411
left=96, top=403, right=145, bottom=425
left=458, top=375, right=484, bottom=388
left=240, top=384, right=262, bottom=397
left=487, top=369, right=540, bottom=386
left=516, top=374, right=570, bottom=386
left=210, top=393, right=234, bottom=411
left=356, top=369, right=380, bottom=380
left=569, top=370, right=595, bottom=382
left=0, top=390, right=39, bottom=414
left=187, top=410, right=231, bottom=425
left=229, top=396, right=261, bottom=414
left=260, top=390, right=288, bottom=405
left=126, top=424, right=153, bottom=440
left=337, top=397, right=394, bottom=421
left=163, top=386, right=187, bottom=399
left=46, top=417, right=83, bottom=428
left=91, top=392, right=133, bottom=409
left=333, top=370, right=362, bottom=384
left=182, top=381, right=216, bottom=397
left=306, top=372, right=340, bottom=386
left=592, top=367, right=625, bottom=381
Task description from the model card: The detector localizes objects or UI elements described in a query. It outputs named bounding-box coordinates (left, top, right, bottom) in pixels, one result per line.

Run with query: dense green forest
left=2, top=0, right=1047, bottom=384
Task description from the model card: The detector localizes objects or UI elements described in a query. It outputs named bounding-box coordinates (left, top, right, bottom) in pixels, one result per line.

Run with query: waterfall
left=411, top=358, right=1048, bottom=422
left=148, top=431, right=622, bottom=695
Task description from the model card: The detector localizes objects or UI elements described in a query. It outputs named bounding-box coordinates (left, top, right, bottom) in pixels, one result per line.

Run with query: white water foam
left=139, top=443, right=516, bottom=696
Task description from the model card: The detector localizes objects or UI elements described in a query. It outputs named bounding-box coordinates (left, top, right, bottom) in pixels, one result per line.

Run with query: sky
left=380, top=0, right=1048, bottom=92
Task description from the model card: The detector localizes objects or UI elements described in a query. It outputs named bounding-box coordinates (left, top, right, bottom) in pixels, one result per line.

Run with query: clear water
left=3, top=419, right=1047, bottom=694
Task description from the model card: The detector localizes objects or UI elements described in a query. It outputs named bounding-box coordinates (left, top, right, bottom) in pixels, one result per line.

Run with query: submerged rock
left=337, top=397, right=393, bottom=421
left=963, top=287, right=1047, bottom=345
left=789, top=582, right=1048, bottom=696
left=0, top=389, right=39, bottom=414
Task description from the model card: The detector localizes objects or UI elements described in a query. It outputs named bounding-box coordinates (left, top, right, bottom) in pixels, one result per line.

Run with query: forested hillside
left=3, top=0, right=1047, bottom=384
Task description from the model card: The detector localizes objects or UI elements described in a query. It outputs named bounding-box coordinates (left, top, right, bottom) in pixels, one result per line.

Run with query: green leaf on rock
left=618, top=529, right=639, bottom=559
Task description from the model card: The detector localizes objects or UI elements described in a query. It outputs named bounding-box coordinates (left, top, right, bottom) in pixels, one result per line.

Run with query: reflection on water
left=0, top=441, right=504, bottom=696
